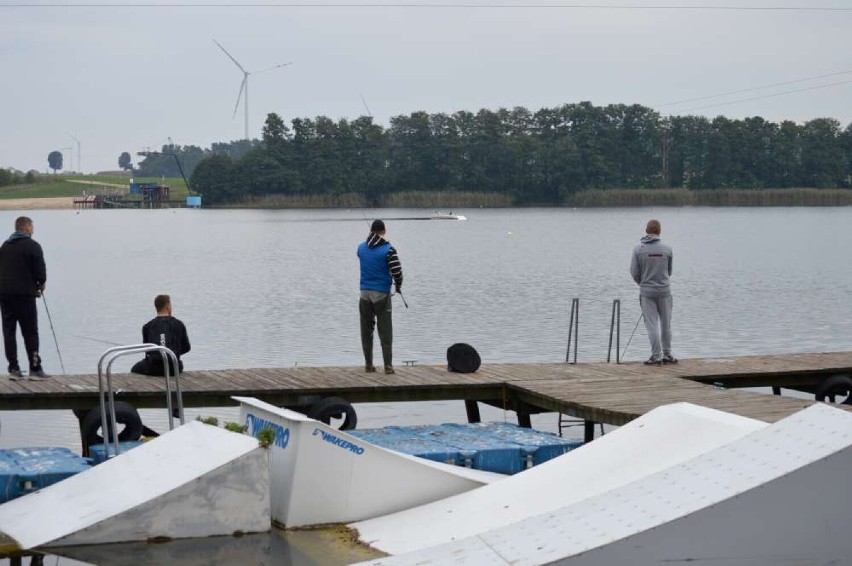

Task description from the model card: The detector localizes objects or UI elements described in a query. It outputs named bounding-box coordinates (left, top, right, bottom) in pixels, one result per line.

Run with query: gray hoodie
left=630, top=234, right=673, bottom=297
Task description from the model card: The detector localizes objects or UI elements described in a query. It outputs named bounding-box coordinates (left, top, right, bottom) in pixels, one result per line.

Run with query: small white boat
left=430, top=212, right=467, bottom=221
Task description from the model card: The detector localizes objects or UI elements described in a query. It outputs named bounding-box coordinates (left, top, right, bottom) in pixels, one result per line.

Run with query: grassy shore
left=2, top=177, right=851, bottom=208
left=236, top=188, right=852, bottom=208
left=564, top=188, right=852, bottom=207
left=0, top=175, right=189, bottom=201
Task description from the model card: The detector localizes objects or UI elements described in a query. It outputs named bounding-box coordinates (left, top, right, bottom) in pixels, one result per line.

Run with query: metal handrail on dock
left=97, top=344, right=184, bottom=458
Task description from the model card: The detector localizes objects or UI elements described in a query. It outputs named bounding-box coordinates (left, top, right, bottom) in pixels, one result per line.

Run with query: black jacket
left=142, top=315, right=191, bottom=362
left=0, top=233, right=46, bottom=297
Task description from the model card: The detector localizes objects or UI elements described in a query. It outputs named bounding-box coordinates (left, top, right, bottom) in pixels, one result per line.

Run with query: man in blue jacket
left=358, top=219, right=403, bottom=374
left=0, top=216, right=49, bottom=379
left=630, top=219, right=676, bottom=366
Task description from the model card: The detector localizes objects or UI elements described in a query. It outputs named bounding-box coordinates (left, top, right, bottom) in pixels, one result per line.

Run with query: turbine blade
left=233, top=76, right=247, bottom=119
left=250, top=61, right=293, bottom=75
left=213, top=39, right=247, bottom=73
left=360, top=93, right=373, bottom=118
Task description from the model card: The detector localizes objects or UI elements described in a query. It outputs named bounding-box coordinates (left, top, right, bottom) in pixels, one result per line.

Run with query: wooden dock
left=2, top=352, right=851, bottom=431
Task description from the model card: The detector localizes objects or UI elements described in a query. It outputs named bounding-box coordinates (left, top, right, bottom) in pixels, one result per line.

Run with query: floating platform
left=2, top=352, right=849, bottom=431
left=0, top=448, right=91, bottom=504
left=350, top=422, right=582, bottom=474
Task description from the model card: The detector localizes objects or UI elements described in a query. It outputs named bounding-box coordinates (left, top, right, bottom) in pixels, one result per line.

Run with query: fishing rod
left=40, top=291, right=66, bottom=375
left=74, top=335, right=124, bottom=347
left=620, top=313, right=644, bottom=361
left=395, top=289, right=409, bottom=309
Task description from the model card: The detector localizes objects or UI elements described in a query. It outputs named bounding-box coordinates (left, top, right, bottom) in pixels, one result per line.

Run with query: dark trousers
left=131, top=357, right=183, bottom=377
left=0, top=295, right=40, bottom=371
left=360, top=296, right=393, bottom=368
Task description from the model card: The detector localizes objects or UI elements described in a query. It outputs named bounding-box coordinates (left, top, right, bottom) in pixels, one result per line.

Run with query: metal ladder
left=97, top=344, right=185, bottom=458
left=560, top=298, right=622, bottom=441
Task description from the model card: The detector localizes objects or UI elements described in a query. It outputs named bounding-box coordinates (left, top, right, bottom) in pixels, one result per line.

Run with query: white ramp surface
left=353, top=403, right=766, bottom=555
left=356, top=403, right=852, bottom=565
left=236, top=397, right=503, bottom=528
left=0, top=421, right=270, bottom=550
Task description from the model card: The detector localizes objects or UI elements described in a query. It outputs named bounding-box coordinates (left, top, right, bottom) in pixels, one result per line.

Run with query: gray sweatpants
left=640, top=295, right=673, bottom=360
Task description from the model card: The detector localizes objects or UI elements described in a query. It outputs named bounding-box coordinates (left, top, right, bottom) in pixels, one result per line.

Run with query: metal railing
left=607, top=299, right=621, bottom=363
left=565, top=298, right=579, bottom=364
left=97, top=344, right=184, bottom=458
left=561, top=297, right=624, bottom=441
left=566, top=298, right=624, bottom=365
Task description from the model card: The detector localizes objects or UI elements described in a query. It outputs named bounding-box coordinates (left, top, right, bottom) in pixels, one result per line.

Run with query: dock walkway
left=2, top=352, right=850, bottom=428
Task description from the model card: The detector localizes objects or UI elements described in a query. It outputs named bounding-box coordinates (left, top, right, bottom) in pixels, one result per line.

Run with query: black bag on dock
left=447, top=343, right=481, bottom=373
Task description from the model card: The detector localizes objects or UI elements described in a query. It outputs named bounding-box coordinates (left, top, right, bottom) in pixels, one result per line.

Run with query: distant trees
left=134, top=139, right=262, bottom=178
left=118, top=152, right=133, bottom=171
left=186, top=104, right=852, bottom=205
left=47, top=151, right=63, bottom=173
left=0, top=169, right=38, bottom=187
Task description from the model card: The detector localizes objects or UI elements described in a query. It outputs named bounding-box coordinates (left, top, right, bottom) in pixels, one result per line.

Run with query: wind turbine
left=213, top=39, right=292, bottom=141
left=67, top=133, right=81, bottom=172
left=61, top=147, right=73, bottom=172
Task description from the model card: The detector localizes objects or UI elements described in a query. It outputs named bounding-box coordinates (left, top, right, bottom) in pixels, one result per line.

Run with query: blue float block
left=88, top=441, right=146, bottom=465
left=352, top=422, right=583, bottom=474
left=479, top=422, right=583, bottom=466
left=0, top=447, right=92, bottom=503
left=350, top=429, right=460, bottom=465
left=427, top=424, right=526, bottom=474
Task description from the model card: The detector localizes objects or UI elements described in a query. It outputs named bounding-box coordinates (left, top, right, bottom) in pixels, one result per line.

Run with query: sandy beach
left=0, top=197, right=75, bottom=210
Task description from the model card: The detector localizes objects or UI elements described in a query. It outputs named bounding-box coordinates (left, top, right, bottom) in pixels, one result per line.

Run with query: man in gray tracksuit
left=630, top=219, right=676, bottom=365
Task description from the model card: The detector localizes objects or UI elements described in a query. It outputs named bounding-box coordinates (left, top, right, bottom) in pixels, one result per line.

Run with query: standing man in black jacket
left=0, top=216, right=48, bottom=379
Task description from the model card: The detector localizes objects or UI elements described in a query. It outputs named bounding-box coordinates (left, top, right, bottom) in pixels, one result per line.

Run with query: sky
left=1, top=0, right=851, bottom=174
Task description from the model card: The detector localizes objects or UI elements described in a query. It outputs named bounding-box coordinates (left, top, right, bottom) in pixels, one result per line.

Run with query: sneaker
left=643, top=358, right=662, bottom=366
left=29, top=369, right=51, bottom=379
left=8, top=368, right=23, bottom=379
left=662, top=354, right=678, bottom=364
left=364, top=365, right=376, bottom=373
left=384, top=366, right=395, bottom=375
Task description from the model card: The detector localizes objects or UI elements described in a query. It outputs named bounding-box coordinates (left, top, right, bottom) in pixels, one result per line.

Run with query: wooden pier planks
left=0, top=351, right=850, bottom=424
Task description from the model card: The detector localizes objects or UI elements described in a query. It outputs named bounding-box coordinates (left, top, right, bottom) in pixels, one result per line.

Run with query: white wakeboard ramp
left=354, top=402, right=852, bottom=565
left=0, top=421, right=269, bottom=551
left=352, top=402, right=767, bottom=556
left=235, top=397, right=503, bottom=528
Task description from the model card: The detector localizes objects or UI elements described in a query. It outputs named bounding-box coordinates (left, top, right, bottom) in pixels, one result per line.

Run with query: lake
left=1, top=206, right=851, bottom=564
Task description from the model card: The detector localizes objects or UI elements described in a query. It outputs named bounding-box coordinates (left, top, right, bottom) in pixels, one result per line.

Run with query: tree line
left=0, top=168, right=37, bottom=187
left=157, top=101, right=852, bottom=205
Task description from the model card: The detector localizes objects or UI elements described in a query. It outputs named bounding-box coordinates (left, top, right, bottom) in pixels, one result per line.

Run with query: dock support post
left=772, top=386, right=781, bottom=396
left=584, top=420, right=595, bottom=443
left=73, top=409, right=88, bottom=456
left=465, top=400, right=481, bottom=423
left=516, top=402, right=532, bottom=429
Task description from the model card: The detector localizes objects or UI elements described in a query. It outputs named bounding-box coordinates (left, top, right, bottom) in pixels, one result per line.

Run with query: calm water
left=1, top=206, right=851, bottom=565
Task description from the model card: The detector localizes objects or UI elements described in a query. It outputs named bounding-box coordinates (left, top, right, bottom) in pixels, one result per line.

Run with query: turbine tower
left=61, top=147, right=73, bottom=172
left=213, top=39, right=292, bottom=140
left=67, top=133, right=81, bottom=172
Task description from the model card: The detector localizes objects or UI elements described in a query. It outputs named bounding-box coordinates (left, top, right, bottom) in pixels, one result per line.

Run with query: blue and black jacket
left=357, top=233, right=403, bottom=293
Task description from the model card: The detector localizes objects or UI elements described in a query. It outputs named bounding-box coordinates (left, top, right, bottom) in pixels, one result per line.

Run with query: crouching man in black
left=131, top=294, right=190, bottom=376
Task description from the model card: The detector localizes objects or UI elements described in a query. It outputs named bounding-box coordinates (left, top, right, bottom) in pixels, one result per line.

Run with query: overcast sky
left=1, top=1, right=850, bottom=174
